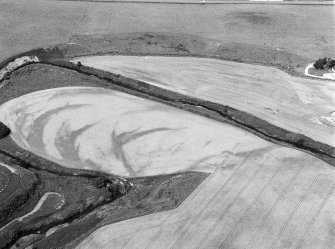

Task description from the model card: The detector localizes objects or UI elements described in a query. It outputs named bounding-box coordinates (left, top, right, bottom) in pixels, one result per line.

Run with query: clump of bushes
left=313, top=57, right=335, bottom=70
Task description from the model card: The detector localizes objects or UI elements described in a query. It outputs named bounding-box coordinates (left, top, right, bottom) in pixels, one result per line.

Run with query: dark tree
left=327, top=59, right=335, bottom=68
left=313, top=57, right=327, bottom=70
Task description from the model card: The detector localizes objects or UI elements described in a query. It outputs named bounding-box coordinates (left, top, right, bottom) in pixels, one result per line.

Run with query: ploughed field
left=72, top=56, right=335, bottom=147
left=78, top=147, right=335, bottom=249
left=0, top=56, right=334, bottom=248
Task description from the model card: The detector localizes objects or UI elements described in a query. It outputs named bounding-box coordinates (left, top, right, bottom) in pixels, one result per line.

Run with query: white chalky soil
left=0, top=86, right=267, bottom=177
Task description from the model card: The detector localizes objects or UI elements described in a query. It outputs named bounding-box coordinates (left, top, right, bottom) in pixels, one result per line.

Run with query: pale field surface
left=77, top=145, right=335, bottom=249
left=72, top=56, right=335, bottom=146
left=1, top=0, right=334, bottom=62
left=0, top=87, right=269, bottom=177
left=0, top=87, right=334, bottom=248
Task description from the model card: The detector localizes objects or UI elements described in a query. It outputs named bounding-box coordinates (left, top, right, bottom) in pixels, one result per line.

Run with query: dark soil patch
left=0, top=122, right=10, bottom=139
left=230, top=11, right=272, bottom=25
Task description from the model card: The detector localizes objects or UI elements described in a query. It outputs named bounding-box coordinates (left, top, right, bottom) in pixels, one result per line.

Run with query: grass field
left=72, top=55, right=335, bottom=146
left=1, top=0, right=334, bottom=63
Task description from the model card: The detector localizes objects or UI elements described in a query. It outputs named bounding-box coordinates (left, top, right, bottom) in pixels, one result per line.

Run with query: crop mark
left=296, top=182, right=335, bottom=249
left=244, top=160, right=305, bottom=249
left=268, top=174, right=321, bottom=249
left=194, top=153, right=276, bottom=249
left=167, top=149, right=259, bottom=249
left=144, top=143, right=245, bottom=249
left=120, top=229, right=140, bottom=249
left=218, top=156, right=288, bottom=249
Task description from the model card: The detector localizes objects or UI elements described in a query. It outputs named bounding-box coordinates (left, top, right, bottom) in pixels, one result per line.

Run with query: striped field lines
left=77, top=145, right=335, bottom=249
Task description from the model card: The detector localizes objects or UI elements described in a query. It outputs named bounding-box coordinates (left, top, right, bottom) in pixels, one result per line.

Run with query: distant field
left=1, top=0, right=334, bottom=62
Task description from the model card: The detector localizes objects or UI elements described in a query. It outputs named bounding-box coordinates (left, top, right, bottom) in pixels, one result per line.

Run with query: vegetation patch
left=33, top=172, right=208, bottom=249
left=0, top=122, right=10, bottom=139
left=0, top=146, right=132, bottom=248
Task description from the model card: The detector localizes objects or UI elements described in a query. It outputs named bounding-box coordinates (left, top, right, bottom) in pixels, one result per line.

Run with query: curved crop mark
left=111, top=127, right=175, bottom=177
